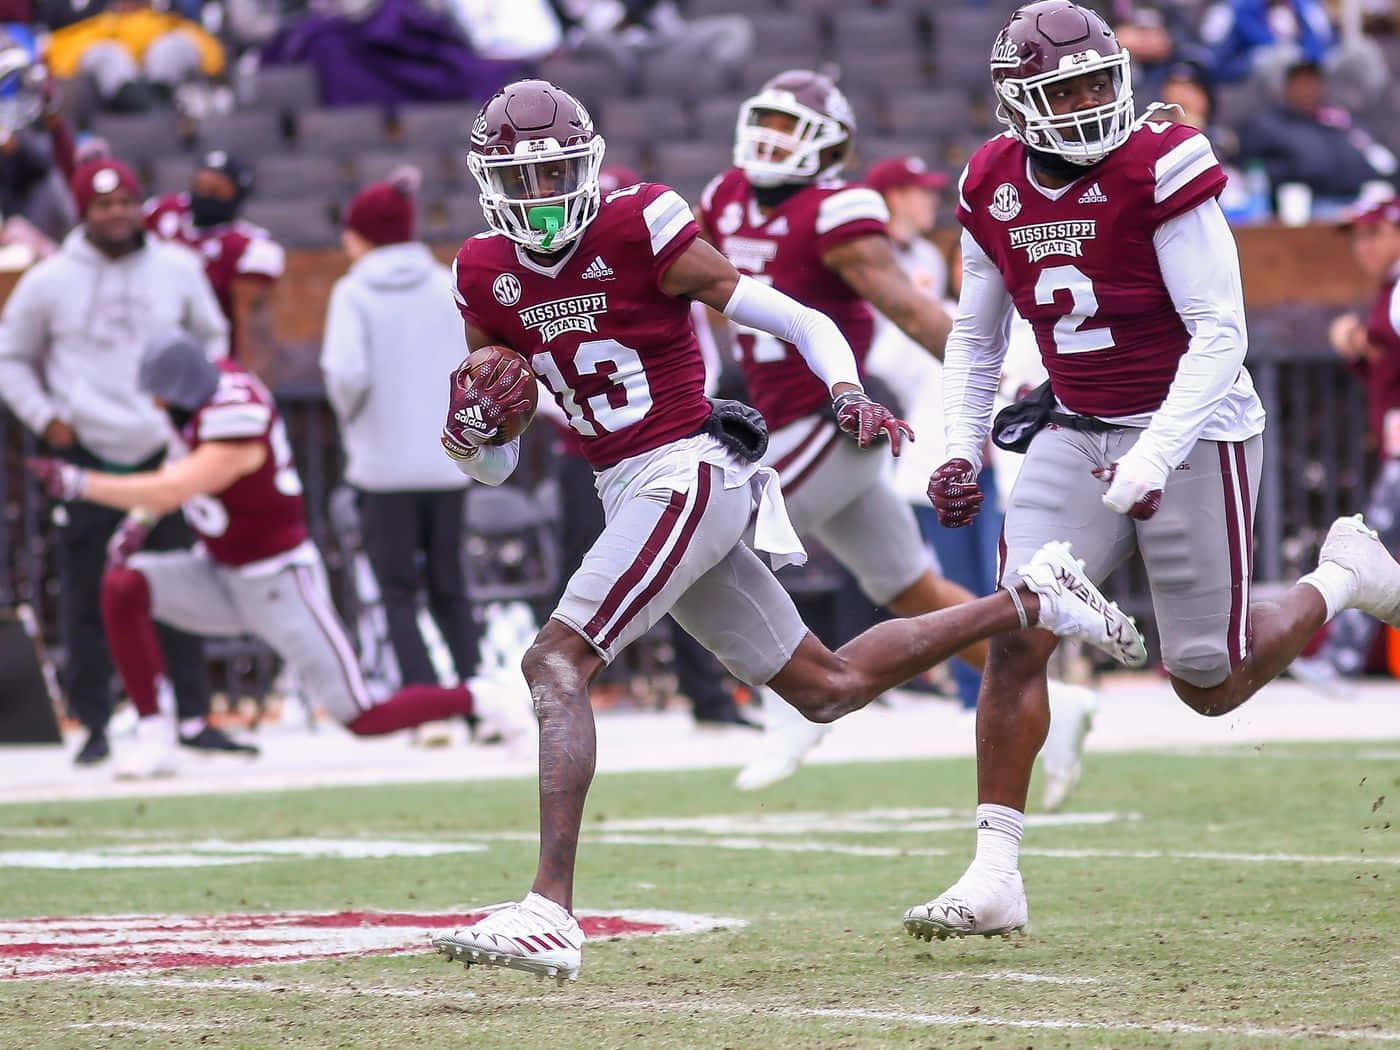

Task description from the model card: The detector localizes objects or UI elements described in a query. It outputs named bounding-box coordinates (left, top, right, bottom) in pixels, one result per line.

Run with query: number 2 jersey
left=452, top=183, right=711, bottom=471
left=175, top=360, right=307, bottom=567
left=958, top=120, right=1253, bottom=420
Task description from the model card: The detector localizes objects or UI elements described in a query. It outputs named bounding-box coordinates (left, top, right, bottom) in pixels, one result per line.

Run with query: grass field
left=2, top=743, right=1398, bottom=1049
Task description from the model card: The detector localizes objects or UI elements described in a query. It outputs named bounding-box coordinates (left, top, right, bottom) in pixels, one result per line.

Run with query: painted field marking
left=49, top=977, right=1400, bottom=1043
left=0, top=837, right=489, bottom=870
left=1, top=908, right=746, bottom=980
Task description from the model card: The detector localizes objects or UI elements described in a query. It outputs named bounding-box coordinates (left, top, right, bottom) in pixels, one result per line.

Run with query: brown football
left=461, top=345, right=538, bottom=444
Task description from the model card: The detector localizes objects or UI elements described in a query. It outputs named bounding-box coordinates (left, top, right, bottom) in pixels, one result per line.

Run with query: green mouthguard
left=527, top=205, right=566, bottom=249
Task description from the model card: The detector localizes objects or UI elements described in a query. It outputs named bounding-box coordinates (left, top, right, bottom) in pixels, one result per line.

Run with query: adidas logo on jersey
left=581, top=255, right=615, bottom=280
left=1077, top=182, right=1109, bottom=204
left=765, top=216, right=789, bottom=236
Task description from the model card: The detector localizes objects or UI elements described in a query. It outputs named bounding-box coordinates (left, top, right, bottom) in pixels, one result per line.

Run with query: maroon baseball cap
left=1339, top=195, right=1400, bottom=230
left=864, top=155, right=948, bottom=194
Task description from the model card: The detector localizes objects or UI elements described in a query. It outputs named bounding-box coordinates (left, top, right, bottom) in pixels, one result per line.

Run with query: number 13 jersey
left=452, top=182, right=711, bottom=470
left=959, top=121, right=1232, bottom=418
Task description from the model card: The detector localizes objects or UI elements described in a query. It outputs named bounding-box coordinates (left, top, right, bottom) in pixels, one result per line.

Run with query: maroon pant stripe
left=599, top=464, right=714, bottom=650
left=1217, top=444, right=1246, bottom=666
left=1233, top=441, right=1255, bottom=660
left=771, top=417, right=830, bottom=476
left=783, top=429, right=841, bottom=496
left=583, top=487, right=688, bottom=641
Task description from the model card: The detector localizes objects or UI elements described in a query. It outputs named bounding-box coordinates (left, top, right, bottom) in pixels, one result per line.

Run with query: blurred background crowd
left=0, top=0, right=1398, bottom=757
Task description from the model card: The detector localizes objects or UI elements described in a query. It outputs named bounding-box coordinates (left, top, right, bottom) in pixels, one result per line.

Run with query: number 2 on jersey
left=532, top=340, right=655, bottom=437
left=1035, top=264, right=1114, bottom=354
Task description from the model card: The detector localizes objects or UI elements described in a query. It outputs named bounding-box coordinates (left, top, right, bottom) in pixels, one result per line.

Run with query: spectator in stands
left=260, top=0, right=525, bottom=107
left=1237, top=58, right=1397, bottom=217
left=0, top=157, right=246, bottom=765
left=560, top=0, right=752, bottom=88
left=1292, top=196, right=1400, bottom=691
left=43, top=0, right=225, bottom=114
left=320, top=168, right=483, bottom=701
left=0, top=36, right=76, bottom=252
left=144, top=150, right=286, bottom=380
left=1091, top=1, right=1204, bottom=101
left=1158, top=60, right=1255, bottom=219
left=1197, top=0, right=1388, bottom=108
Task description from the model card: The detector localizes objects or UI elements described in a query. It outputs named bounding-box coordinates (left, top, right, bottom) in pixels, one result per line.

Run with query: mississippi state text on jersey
left=452, top=182, right=711, bottom=470
left=177, top=361, right=308, bottom=566
left=144, top=193, right=286, bottom=327
left=699, top=168, right=888, bottom=429
left=958, top=121, right=1227, bottom=417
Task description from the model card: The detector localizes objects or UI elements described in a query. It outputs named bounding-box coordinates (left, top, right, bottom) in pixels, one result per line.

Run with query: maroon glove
left=928, top=458, right=984, bottom=528
left=832, top=389, right=915, bottom=456
left=1091, top=462, right=1164, bottom=521
left=442, top=355, right=534, bottom=450
left=26, top=456, right=86, bottom=501
left=106, top=513, right=153, bottom=569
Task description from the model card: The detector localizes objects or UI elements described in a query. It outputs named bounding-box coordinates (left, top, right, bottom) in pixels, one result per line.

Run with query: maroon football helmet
left=467, top=80, right=606, bottom=252
left=990, top=0, right=1135, bottom=165
left=734, top=69, right=856, bottom=188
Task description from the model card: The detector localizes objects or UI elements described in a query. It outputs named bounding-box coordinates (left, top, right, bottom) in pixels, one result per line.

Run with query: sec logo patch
left=990, top=182, right=1022, bottom=222
left=493, top=273, right=522, bottom=306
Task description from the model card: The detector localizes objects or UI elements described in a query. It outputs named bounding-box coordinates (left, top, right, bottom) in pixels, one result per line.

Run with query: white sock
left=972, top=803, right=1024, bottom=878
left=1299, top=562, right=1354, bottom=622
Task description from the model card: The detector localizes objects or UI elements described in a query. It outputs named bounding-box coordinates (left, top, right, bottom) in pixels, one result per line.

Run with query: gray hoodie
left=320, top=241, right=469, bottom=492
left=0, top=227, right=228, bottom=466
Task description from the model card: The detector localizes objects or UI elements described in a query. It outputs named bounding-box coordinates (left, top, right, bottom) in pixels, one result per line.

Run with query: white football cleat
left=1041, top=681, right=1097, bottom=812
left=113, top=715, right=178, bottom=780
left=1286, top=655, right=1358, bottom=700
left=734, top=688, right=828, bottom=791
left=468, top=672, right=535, bottom=748
left=431, top=893, right=583, bottom=983
left=1019, top=541, right=1147, bottom=668
left=903, top=870, right=1028, bottom=941
left=1318, top=514, right=1400, bottom=626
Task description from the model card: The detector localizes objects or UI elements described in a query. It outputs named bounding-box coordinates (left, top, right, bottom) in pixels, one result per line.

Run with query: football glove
left=928, top=457, right=983, bottom=528
left=26, top=456, right=86, bottom=501
left=1093, top=454, right=1166, bottom=521
left=106, top=511, right=155, bottom=569
left=442, top=354, right=533, bottom=449
left=832, top=389, right=914, bottom=456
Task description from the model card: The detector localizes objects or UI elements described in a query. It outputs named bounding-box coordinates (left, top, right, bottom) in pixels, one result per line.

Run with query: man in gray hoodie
left=320, top=168, right=480, bottom=701
left=0, top=156, right=242, bottom=765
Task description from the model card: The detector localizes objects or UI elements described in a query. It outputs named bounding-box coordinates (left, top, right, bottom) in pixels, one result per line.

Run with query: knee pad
left=1162, top=640, right=1230, bottom=689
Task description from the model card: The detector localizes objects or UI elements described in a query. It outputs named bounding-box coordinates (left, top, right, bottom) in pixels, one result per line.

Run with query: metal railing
left=0, top=346, right=1374, bottom=705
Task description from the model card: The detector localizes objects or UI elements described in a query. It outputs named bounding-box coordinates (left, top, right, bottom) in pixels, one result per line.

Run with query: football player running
left=26, top=333, right=483, bottom=779
left=698, top=71, right=1099, bottom=794
left=909, top=0, right=1400, bottom=944
left=430, top=78, right=1147, bottom=983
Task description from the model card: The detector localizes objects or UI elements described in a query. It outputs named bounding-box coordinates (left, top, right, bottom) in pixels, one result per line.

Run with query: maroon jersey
left=699, top=168, right=888, bottom=429
left=1353, top=275, right=1400, bottom=459
left=958, top=122, right=1227, bottom=417
left=178, top=361, right=307, bottom=566
left=452, top=182, right=711, bottom=470
left=144, top=193, right=285, bottom=334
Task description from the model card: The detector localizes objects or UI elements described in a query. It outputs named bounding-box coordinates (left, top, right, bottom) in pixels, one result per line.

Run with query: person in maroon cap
left=320, top=167, right=488, bottom=722
left=0, top=155, right=244, bottom=765
left=1292, top=195, right=1400, bottom=690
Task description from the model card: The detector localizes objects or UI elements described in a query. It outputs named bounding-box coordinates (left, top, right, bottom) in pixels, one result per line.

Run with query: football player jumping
left=909, top=0, right=1400, bottom=944
left=698, top=70, right=1099, bottom=794
left=430, top=78, right=1148, bottom=983
left=27, top=333, right=483, bottom=779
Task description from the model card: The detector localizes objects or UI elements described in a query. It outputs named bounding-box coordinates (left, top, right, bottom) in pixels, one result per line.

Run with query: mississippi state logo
left=492, top=273, right=522, bottom=306
left=990, top=183, right=1021, bottom=222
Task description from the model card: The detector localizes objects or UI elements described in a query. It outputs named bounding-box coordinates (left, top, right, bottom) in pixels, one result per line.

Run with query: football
left=461, top=345, right=538, bottom=444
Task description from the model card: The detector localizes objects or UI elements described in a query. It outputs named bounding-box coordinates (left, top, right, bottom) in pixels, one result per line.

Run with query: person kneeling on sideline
left=27, top=331, right=489, bottom=778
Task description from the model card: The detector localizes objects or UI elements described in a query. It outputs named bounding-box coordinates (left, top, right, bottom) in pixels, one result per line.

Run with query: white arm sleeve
left=449, top=437, right=520, bottom=486
left=942, top=229, right=1014, bottom=470
left=1130, top=198, right=1248, bottom=477
left=722, top=274, right=860, bottom=393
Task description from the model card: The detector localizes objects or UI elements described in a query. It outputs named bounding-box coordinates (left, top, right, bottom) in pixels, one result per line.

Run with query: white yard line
left=47, top=976, right=1400, bottom=1043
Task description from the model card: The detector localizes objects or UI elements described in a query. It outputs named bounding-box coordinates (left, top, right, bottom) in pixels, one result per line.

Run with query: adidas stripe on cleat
left=430, top=894, right=584, bottom=983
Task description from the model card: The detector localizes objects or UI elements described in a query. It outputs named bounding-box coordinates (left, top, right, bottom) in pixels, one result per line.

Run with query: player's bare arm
left=28, top=440, right=265, bottom=515
left=822, top=234, right=952, bottom=360
left=231, top=275, right=277, bottom=378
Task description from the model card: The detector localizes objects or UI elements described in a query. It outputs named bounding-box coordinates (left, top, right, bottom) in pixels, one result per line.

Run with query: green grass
left=2, top=744, right=1398, bottom=1049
